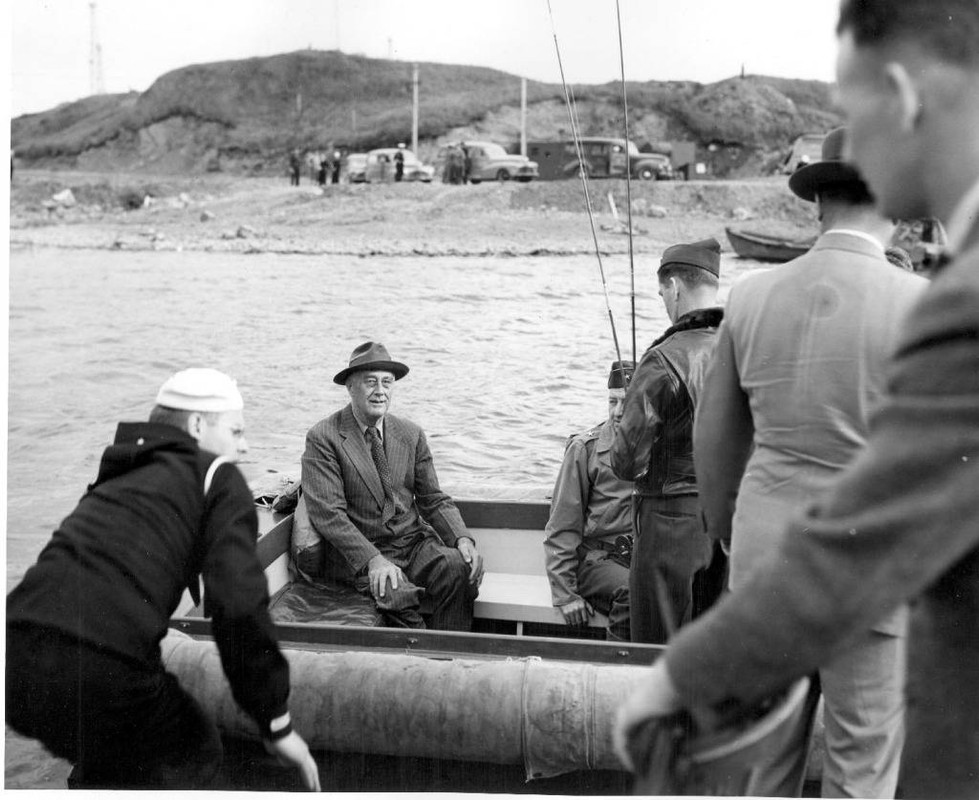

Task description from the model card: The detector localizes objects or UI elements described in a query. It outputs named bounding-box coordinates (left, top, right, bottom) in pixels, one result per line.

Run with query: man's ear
left=884, top=61, right=922, bottom=131
left=186, top=411, right=204, bottom=441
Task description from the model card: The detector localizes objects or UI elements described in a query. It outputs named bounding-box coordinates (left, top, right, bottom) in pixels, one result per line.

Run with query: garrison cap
left=659, top=237, right=722, bottom=278
left=608, top=360, right=636, bottom=389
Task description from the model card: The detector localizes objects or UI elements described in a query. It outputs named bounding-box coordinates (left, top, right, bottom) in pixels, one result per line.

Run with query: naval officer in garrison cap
left=544, top=360, right=637, bottom=641
left=611, top=238, right=727, bottom=644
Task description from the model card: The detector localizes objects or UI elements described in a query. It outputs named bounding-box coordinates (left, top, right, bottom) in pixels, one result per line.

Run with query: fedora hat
left=788, top=127, right=868, bottom=202
left=333, top=341, right=409, bottom=385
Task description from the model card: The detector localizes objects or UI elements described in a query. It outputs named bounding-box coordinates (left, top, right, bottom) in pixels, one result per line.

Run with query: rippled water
left=6, top=245, right=756, bottom=786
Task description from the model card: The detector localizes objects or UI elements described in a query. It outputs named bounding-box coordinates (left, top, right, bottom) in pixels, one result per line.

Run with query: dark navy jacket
left=7, top=422, right=289, bottom=732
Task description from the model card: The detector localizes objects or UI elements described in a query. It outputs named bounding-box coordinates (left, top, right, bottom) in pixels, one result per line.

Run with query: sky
left=8, top=0, right=841, bottom=119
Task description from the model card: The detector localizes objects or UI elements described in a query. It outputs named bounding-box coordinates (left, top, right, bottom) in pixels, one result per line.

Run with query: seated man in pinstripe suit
left=298, top=341, right=483, bottom=631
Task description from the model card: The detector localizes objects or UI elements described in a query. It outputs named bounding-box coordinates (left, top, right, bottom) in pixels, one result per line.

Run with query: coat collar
left=650, top=307, right=724, bottom=349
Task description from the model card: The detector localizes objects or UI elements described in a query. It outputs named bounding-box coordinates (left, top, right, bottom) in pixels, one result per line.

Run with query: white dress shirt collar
left=823, top=228, right=886, bottom=253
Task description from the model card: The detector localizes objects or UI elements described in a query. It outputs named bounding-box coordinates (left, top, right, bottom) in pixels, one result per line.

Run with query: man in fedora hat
left=616, top=2, right=979, bottom=797
left=6, top=368, right=320, bottom=790
left=610, top=239, right=727, bottom=644
left=299, top=341, right=483, bottom=631
left=692, top=127, right=926, bottom=796
left=544, top=360, right=637, bottom=641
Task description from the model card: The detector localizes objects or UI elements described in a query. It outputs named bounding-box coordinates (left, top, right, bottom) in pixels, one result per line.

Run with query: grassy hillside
left=11, top=50, right=841, bottom=176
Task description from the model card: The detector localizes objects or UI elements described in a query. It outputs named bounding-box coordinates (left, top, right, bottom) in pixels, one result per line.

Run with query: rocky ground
left=9, top=170, right=819, bottom=257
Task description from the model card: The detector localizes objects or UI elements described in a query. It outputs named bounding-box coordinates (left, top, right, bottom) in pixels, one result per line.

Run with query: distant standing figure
left=394, top=144, right=406, bottom=182
left=317, top=157, right=328, bottom=187
left=331, top=150, right=342, bottom=184
left=289, top=150, right=301, bottom=186
left=463, top=146, right=472, bottom=184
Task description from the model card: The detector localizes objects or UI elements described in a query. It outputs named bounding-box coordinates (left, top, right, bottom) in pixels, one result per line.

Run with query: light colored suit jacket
left=301, top=405, right=468, bottom=576
left=670, top=219, right=979, bottom=798
left=696, top=231, right=926, bottom=612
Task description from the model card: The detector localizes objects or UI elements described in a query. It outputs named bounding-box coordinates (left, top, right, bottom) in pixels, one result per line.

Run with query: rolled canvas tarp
left=160, top=630, right=647, bottom=780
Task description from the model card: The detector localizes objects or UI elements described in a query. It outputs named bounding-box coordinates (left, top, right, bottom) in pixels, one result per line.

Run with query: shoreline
left=10, top=170, right=818, bottom=258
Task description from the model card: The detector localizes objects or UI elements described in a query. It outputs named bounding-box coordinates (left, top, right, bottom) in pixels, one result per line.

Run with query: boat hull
left=726, top=226, right=814, bottom=262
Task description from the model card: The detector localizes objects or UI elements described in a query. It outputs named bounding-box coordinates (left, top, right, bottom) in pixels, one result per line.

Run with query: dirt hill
left=11, top=50, right=840, bottom=177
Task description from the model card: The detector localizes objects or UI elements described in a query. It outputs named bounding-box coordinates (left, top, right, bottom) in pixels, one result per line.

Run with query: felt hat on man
left=788, top=127, right=869, bottom=202
left=608, top=360, right=637, bottom=389
left=333, top=341, right=410, bottom=385
left=156, top=367, right=243, bottom=412
left=658, top=237, right=722, bottom=278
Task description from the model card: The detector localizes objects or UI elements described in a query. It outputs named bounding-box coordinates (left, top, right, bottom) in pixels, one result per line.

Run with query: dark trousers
left=297, top=533, right=477, bottom=631
left=630, top=494, right=726, bottom=644
left=6, top=623, right=223, bottom=789
left=358, top=533, right=476, bottom=631
left=576, top=551, right=631, bottom=641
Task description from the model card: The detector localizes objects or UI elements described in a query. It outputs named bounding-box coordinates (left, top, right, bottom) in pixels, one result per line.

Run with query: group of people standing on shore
left=5, top=0, right=979, bottom=795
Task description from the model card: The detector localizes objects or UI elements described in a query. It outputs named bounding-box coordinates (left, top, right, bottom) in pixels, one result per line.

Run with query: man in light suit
left=694, top=127, right=925, bottom=797
left=615, top=2, right=979, bottom=798
left=299, top=341, right=483, bottom=630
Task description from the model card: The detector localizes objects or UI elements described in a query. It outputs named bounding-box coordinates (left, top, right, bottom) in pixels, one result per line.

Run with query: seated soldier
left=543, top=360, right=636, bottom=641
left=295, top=341, right=483, bottom=631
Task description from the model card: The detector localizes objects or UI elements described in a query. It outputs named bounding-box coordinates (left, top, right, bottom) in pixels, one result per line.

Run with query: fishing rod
left=615, top=0, right=637, bottom=365
left=545, top=0, right=624, bottom=369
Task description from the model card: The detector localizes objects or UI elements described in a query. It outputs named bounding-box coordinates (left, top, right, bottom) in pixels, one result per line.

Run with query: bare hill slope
left=12, top=50, right=840, bottom=177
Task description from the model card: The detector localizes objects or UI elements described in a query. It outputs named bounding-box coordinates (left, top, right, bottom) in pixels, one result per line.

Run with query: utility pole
left=89, top=1, right=105, bottom=95
left=411, top=63, right=419, bottom=154
left=335, top=0, right=341, bottom=50
left=520, top=77, right=527, bottom=156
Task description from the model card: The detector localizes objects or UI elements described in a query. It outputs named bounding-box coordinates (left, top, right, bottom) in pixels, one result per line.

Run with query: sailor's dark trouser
left=6, top=623, right=223, bottom=789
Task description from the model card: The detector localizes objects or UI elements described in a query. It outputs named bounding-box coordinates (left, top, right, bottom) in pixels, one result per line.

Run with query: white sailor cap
left=155, top=368, right=244, bottom=412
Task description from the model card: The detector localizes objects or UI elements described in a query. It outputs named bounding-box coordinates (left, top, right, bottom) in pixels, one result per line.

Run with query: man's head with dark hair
left=657, top=264, right=719, bottom=292
left=837, top=0, right=979, bottom=68
left=834, top=0, right=979, bottom=223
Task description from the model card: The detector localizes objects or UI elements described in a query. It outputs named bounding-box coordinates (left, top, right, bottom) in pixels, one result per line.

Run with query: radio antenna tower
left=89, top=1, right=105, bottom=95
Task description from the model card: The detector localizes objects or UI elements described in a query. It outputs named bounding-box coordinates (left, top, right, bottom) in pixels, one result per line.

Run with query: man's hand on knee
left=367, top=554, right=404, bottom=599
left=559, top=596, right=594, bottom=627
left=456, top=537, right=484, bottom=586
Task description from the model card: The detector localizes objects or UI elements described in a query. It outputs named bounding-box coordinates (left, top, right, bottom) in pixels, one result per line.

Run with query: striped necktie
left=366, top=426, right=395, bottom=501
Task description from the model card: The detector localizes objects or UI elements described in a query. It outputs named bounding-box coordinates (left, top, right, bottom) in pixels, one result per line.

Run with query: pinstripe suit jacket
left=301, top=405, right=469, bottom=577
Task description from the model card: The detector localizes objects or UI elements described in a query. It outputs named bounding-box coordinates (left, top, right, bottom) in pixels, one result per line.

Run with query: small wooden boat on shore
left=725, top=226, right=815, bottom=263
left=168, top=498, right=662, bottom=793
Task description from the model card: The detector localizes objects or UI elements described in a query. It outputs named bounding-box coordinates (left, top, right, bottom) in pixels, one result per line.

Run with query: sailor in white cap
left=6, top=368, right=320, bottom=790
left=153, top=367, right=248, bottom=463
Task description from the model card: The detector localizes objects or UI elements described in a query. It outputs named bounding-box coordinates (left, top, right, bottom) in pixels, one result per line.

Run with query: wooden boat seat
left=253, top=499, right=611, bottom=636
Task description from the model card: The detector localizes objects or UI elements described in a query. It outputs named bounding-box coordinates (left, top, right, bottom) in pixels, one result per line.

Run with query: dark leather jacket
left=611, top=308, right=724, bottom=496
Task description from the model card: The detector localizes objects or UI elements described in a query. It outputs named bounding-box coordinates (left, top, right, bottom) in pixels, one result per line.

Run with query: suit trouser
left=357, top=533, right=477, bottom=632
left=576, top=550, right=631, bottom=641
left=818, top=629, right=906, bottom=798
left=6, top=623, right=223, bottom=789
left=630, top=493, right=723, bottom=644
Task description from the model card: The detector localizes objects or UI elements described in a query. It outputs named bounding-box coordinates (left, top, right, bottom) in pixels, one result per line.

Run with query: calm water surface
left=5, top=245, right=758, bottom=786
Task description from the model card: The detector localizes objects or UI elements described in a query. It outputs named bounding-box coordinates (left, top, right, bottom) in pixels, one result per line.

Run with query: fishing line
left=545, top=0, right=624, bottom=367
left=615, top=0, right=637, bottom=365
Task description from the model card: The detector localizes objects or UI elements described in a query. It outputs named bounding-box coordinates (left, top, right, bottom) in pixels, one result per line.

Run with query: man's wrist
left=262, top=711, right=293, bottom=742
left=456, top=536, right=475, bottom=548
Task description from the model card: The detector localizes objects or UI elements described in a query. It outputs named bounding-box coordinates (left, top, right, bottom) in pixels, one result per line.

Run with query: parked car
left=563, top=137, right=674, bottom=180
left=364, top=148, right=434, bottom=183
left=460, top=141, right=539, bottom=183
left=344, top=153, right=368, bottom=183
left=778, top=133, right=826, bottom=175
